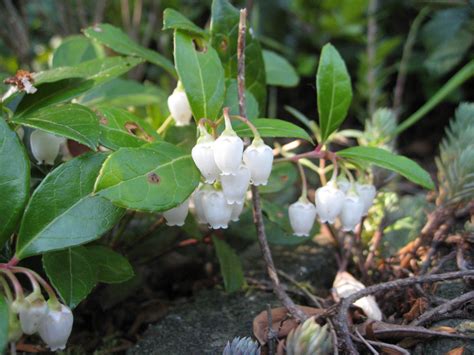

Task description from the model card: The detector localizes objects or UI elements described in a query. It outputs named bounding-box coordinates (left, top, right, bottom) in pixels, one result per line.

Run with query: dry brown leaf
left=431, top=326, right=457, bottom=334
left=403, top=298, right=428, bottom=322
left=447, top=346, right=464, bottom=355
left=252, top=306, right=323, bottom=345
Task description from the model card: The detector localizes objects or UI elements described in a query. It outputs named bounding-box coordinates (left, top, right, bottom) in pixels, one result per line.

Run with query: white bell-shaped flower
left=30, top=130, right=64, bottom=165
left=38, top=303, right=73, bottom=351
left=332, top=271, right=382, bottom=321
left=220, top=165, right=251, bottom=204
left=243, top=137, right=273, bottom=186
left=191, top=127, right=221, bottom=183
left=202, top=190, right=233, bottom=229
left=19, top=294, right=48, bottom=335
left=316, top=181, right=345, bottom=224
left=337, top=177, right=351, bottom=193
left=356, top=183, right=377, bottom=216
left=167, top=81, right=192, bottom=126
left=213, top=113, right=243, bottom=175
left=192, top=188, right=209, bottom=224
left=163, top=198, right=189, bottom=226
left=230, top=202, right=244, bottom=222
left=288, top=198, right=317, bottom=237
left=339, top=189, right=365, bottom=232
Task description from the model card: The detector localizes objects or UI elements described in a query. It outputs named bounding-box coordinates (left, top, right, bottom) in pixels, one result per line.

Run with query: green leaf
left=80, top=79, right=164, bottom=107
left=16, top=153, right=124, bottom=259
left=16, top=57, right=143, bottom=117
left=233, top=118, right=313, bottom=143
left=337, top=146, right=435, bottom=189
left=86, top=245, right=134, bottom=284
left=316, top=43, right=352, bottom=142
left=210, top=0, right=267, bottom=112
left=96, top=105, right=160, bottom=150
left=212, top=236, right=245, bottom=292
left=52, top=35, right=102, bottom=68
left=0, top=119, right=29, bottom=247
left=263, top=50, right=299, bottom=87
left=95, top=141, right=200, bottom=212
left=174, top=31, right=226, bottom=121
left=0, top=294, right=8, bottom=353
left=223, top=79, right=259, bottom=120
left=84, top=23, right=176, bottom=76
left=163, top=8, right=207, bottom=37
left=12, top=104, right=99, bottom=149
left=259, top=162, right=298, bottom=194
left=43, top=246, right=96, bottom=308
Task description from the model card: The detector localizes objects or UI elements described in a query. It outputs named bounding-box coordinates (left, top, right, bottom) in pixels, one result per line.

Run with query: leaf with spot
left=316, top=43, right=352, bottom=142
left=86, top=245, right=134, bottom=284
left=212, top=236, right=245, bottom=292
left=163, top=8, right=207, bottom=37
left=94, top=141, right=200, bottom=212
left=12, top=103, right=100, bottom=149
left=0, top=118, right=30, bottom=247
left=43, top=246, right=96, bottom=308
left=174, top=30, right=226, bottom=121
left=210, top=0, right=267, bottom=112
left=96, top=105, right=160, bottom=150
left=84, top=23, right=176, bottom=76
left=15, top=153, right=124, bottom=259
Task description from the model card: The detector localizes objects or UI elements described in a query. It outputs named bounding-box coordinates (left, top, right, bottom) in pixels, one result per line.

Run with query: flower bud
left=30, top=130, right=64, bottom=165
left=288, top=199, right=317, bottom=237
left=221, top=165, right=251, bottom=205
left=202, top=190, right=233, bottom=229
left=316, top=182, right=345, bottom=224
left=356, top=183, right=376, bottom=216
left=38, top=304, right=74, bottom=351
left=337, top=177, right=350, bottom=193
left=167, top=82, right=192, bottom=126
left=230, top=202, right=244, bottom=222
left=163, top=198, right=189, bottom=226
left=19, top=294, right=48, bottom=335
left=243, top=138, right=273, bottom=186
left=213, top=119, right=244, bottom=175
left=192, top=188, right=209, bottom=224
left=339, top=191, right=365, bottom=232
left=191, top=128, right=221, bottom=183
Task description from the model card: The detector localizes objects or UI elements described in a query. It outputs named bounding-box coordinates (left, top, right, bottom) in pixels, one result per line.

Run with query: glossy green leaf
left=212, top=236, right=245, bottom=292
left=316, top=43, right=352, bottom=142
left=233, top=118, right=313, bottom=143
left=52, top=36, right=101, bottom=68
left=163, top=8, right=207, bottom=37
left=84, top=23, right=175, bottom=76
left=16, top=57, right=143, bottom=117
left=0, top=119, right=29, bottom=247
left=210, top=0, right=267, bottom=112
left=0, top=294, right=8, bottom=353
left=12, top=104, right=99, bottom=149
left=263, top=50, right=299, bottom=87
left=96, top=105, right=160, bottom=150
left=337, top=146, right=435, bottom=189
left=43, top=246, right=96, bottom=308
left=95, top=141, right=200, bottom=212
left=16, top=153, right=124, bottom=259
left=223, top=79, right=259, bottom=120
left=174, top=31, right=225, bottom=121
left=86, top=245, right=134, bottom=284
left=80, top=79, right=163, bottom=107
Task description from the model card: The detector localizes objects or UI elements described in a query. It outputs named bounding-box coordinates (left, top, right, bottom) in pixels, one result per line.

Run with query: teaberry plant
left=0, top=0, right=434, bottom=352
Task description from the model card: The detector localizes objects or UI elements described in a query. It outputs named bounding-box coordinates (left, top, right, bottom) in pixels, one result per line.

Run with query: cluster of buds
left=1, top=267, right=73, bottom=351
left=162, top=108, right=273, bottom=229
left=289, top=177, right=376, bottom=237
left=167, top=81, right=193, bottom=127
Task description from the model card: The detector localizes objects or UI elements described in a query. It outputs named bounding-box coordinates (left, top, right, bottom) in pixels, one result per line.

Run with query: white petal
left=339, top=194, right=365, bottom=232
left=221, top=165, right=251, bottom=204
left=192, top=140, right=220, bottom=183
left=202, top=190, right=233, bottom=229
left=316, top=185, right=345, bottom=224
left=230, top=202, right=244, bottom=222
left=356, top=184, right=377, bottom=216
left=167, top=90, right=192, bottom=126
left=213, top=135, right=243, bottom=175
left=30, top=130, right=62, bottom=165
left=243, top=143, right=273, bottom=186
left=192, top=189, right=208, bottom=224
left=163, top=199, right=190, bottom=226
left=19, top=300, right=48, bottom=335
left=288, top=200, right=317, bottom=237
left=38, top=304, right=73, bottom=351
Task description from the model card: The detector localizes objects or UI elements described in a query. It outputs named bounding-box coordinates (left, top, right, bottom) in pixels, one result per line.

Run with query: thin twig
left=237, top=8, right=306, bottom=323
left=366, top=0, right=378, bottom=117
left=332, top=270, right=474, bottom=354
left=410, top=290, right=474, bottom=326
left=392, top=8, right=430, bottom=119
left=267, top=304, right=275, bottom=355
left=353, top=329, right=379, bottom=355
left=351, top=336, right=410, bottom=355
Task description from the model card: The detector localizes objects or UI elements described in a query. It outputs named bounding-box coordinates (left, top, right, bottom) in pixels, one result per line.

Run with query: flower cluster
left=289, top=179, right=376, bottom=237
left=162, top=109, right=273, bottom=229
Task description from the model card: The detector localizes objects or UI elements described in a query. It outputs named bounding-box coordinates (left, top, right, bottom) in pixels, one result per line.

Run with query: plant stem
left=237, top=7, right=306, bottom=322
left=12, top=268, right=41, bottom=294
left=0, top=275, right=13, bottom=302
left=230, top=114, right=260, bottom=139
left=157, top=115, right=173, bottom=135
left=0, top=269, right=23, bottom=300
left=12, top=267, right=58, bottom=302
left=366, top=0, right=378, bottom=117
left=297, top=162, right=308, bottom=199
left=394, top=60, right=474, bottom=135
